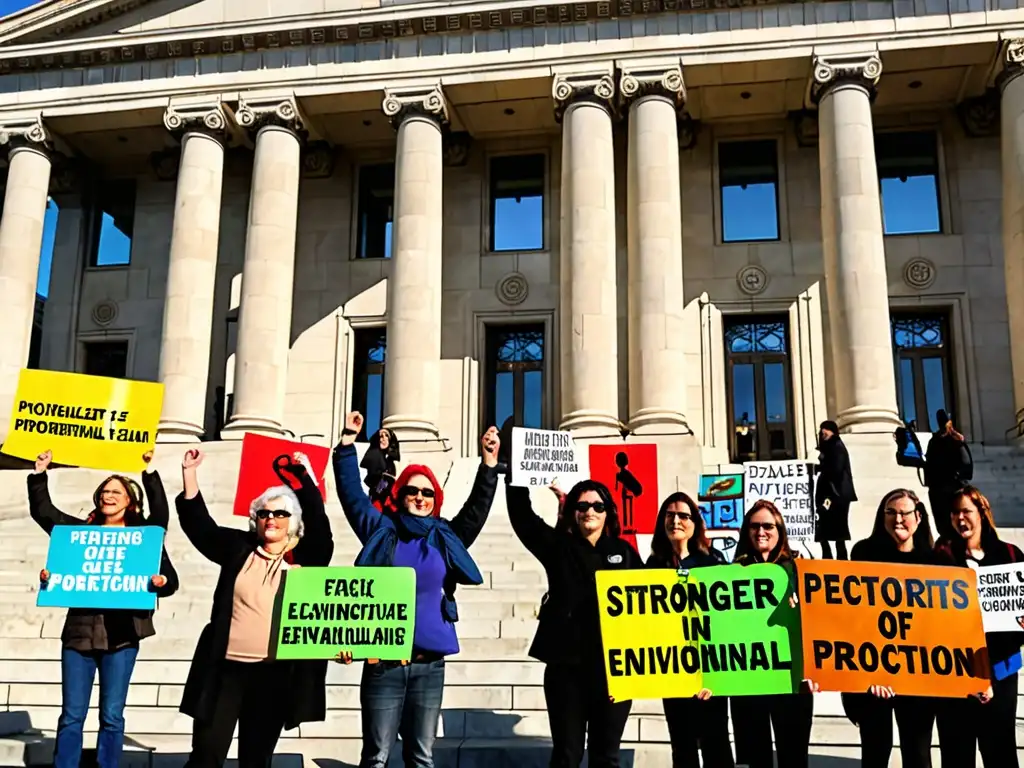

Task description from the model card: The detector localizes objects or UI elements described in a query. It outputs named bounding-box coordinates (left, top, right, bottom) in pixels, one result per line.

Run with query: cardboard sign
left=234, top=433, right=329, bottom=517
left=699, top=474, right=744, bottom=531
left=272, top=566, right=416, bottom=661
left=975, top=563, right=1024, bottom=633
left=4, top=370, right=163, bottom=473
left=796, top=559, right=989, bottom=697
left=38, top=526, right=165, bottom=611
left=590, top=444, right=658, bottom=535
left=744, top=461, right=815, bottom=544
left=509, top=427, right=584, bottom=488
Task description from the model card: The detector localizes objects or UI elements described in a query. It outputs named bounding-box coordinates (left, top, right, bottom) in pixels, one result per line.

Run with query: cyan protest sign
left=38, top=526, right=165, bottom=610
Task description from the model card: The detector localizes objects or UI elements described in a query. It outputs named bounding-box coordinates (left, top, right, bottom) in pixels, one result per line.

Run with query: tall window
left=489, top=154, right=544, bottom=251
left=90, top=180, right=135, bottom=267
left=485, top=324, right=544, bottom=431
left=718, top=139, right=780, bottom=243
left=892, top=312, right=954, bottom=433
left=82, top=340, right=128, bottom=378
left=876, top=131, right=941, bottom=235
left=356, top=164, right=394, bottom=259
left=724, top=316, right=794, bottom=462
left=351, top=328, right=386, bottom=441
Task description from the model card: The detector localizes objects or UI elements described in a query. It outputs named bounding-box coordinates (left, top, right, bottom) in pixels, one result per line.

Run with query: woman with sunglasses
left=507, top=474, right=642, bottom=768
left=844, top=489, right=939, bottom=768
left=645, top=492, right=734, bottom=768
left=333, top=411, right=500, bottom=768
left=730, top=500, right=814, bottom=768
left=175, top=447, right=334, bottom=767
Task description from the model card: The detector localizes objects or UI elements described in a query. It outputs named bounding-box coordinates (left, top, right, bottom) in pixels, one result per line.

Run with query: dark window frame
left=81, top=339, right=129, bottom=378
left=717, top=138, right=782, bottom=244
left=87, top=179, right=137, bottom=268
left=875, top=129, right=943, bottom=236
left=484, top=323, right=546, bottom=434
left=488, top=153, right=546, bottom=253
left=355, top=163, right=395, bottom=260
left=351, top=327, right=387, bottom=442
left=891, top=310, right=956, bottom=433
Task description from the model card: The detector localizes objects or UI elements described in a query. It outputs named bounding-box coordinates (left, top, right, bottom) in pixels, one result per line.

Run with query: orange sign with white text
left=795, top=559, right=990, bottom=698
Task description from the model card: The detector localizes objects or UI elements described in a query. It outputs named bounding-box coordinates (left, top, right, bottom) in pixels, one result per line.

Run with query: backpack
left=894, top=426, right=926, bottom=469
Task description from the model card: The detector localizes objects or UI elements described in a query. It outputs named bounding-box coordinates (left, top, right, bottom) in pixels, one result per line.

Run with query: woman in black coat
left=815, top=420, right=857, bottom=560
left=507, top=477, right=643, bottom=768
left=360, top=427, right=400, bottom=507
left=176, top=448, right=334, bottom=768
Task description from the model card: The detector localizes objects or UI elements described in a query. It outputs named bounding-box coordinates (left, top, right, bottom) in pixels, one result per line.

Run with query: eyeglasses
left=884, top=509, right=916, bottom=519
left=749, top=522, right=777, bottom=531
left=256, top=509, right=292, bottom=520
left=665, top=511, right=694, bottom=522
left=100, top=489, right=125, bottom=497
left=401, top=486, right=436, bottom=500
left=575, top=501, right=606, bottom=514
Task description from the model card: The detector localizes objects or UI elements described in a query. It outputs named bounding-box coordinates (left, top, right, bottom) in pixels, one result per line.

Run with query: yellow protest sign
left=4, top=370, right=163, bottom=473
left=595, top=569, right=703, bottom=702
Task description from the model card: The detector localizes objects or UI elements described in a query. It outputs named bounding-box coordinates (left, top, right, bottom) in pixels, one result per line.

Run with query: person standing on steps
left=506, top=472, right=643, bottom=768
left=30, top=448, right=178, bottom=768
left=814, top=420, right=857, bottom=560
left=176, top=447, right=334, bottom=768
left=924, top=410, right=972, bottom=540
left=361, top=428, right=401, bottom=509
left=645, top=491, right=734, bottom=768
left=333, top=411, right=500, bottom=768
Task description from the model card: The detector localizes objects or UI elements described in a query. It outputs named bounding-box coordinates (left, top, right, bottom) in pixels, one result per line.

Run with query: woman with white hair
left=175, top=448, right=334, bottom=768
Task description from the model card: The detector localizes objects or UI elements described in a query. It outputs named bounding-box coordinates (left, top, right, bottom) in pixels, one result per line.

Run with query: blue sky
left=0, top=0, right=35, bottom=17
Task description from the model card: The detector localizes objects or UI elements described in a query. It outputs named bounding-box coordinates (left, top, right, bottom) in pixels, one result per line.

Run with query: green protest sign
left=689, top=563, right=800, bottom=696
left=272, top=566, right=416, bottom=661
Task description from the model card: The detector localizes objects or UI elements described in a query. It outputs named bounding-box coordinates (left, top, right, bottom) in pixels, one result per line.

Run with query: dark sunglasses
left=401, top=485, right=436, bottom=499
left=665, top=511, right=694, bottom=522
left=575, top=501, right=606, bottom=514
left=256, top=509, right=292, bottom=520
left=749, top=522, right=776, bottom=531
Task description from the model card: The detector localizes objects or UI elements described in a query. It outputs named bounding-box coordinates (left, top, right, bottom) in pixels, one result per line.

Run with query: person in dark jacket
left=845, top=489, right=939, bottom=768
left=814, top=420, right=857, bottom=560
left=360, top=428, right=400, bottom=508
left=731, top=500, right=814, bottom=768
left=333, top=411, right=500, bottom=768
left=645, top=492, right=733, bottom=768
left=934, top=484, right=1021, bottom=768
left=30, top=448, right=178, bottom=768
left=924, top=410, right=971, bottom=540
left=507, top=475, right=643, bottom=768
left=176, top=447, right=333, bottom=768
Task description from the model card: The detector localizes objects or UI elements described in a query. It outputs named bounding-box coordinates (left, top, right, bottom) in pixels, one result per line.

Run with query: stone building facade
left=0, top=0, right=1021, bottom=497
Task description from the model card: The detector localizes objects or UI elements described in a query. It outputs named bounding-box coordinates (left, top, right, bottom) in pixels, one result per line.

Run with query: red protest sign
left=588, top=444, right=658, bottom=535
left=233, top=434, right=329, bottom=517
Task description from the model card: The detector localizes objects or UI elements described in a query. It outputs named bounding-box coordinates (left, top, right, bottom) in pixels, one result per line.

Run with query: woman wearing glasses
left=730, top=500, right=815, bottom=768
left=175, top=447, right=334, bottom=768
left=645, top=492, right=734, bottom=768
left=507, top=474, right=643, bottom=768
left=844, top=489, right=939, bottom=768
left=333, top=411, right=500, bottom=768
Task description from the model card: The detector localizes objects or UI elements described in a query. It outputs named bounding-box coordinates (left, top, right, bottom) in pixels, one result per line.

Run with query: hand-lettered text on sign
left=510, top=427, right=584, bottom=488
left=744, top=461, right=815, bottom=544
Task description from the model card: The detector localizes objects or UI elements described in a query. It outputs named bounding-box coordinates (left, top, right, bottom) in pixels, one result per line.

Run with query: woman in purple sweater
left=333, top=411, right=500, bottom=768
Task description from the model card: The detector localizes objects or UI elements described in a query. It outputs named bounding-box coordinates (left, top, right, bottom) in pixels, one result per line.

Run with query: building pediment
left=0, top=0, right=169, bottom=46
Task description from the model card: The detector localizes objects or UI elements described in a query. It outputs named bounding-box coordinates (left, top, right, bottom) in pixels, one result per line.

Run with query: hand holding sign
left=39, top=568, right=49, bottom=584
left=151, top=574, right=167, bottom=589
left=341, top=412, right=363, bottom=447
left=481, top=427, right=500, bottom=467
left=142, top=450, right=154, bottom=464
left=35, top=450, right=52, bottom=473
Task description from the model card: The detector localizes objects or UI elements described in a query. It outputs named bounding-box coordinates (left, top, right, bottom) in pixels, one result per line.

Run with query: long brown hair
left=870, top=488, right=934, bottom=551
left=734, top=499, right=794, bottom=563
left=650, top=492, right=711, bottom=562
left=950, top=484, right=999, bottom=546
left=86, top=475, right=145, bottom=525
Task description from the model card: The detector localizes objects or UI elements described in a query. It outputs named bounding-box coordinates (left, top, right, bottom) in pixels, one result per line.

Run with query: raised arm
left=333, top=412, right=385, bottom=545
left=506, top=481, right=558, bottom=564
left=140, top=452, right=169, bottom=530
left=27, top=450, right=78, bottom=534
left=278, top=453, right=334, bottom=567
left=176, top=449, right=243, bottom=565
left=448, top=427, right=500, bottom=547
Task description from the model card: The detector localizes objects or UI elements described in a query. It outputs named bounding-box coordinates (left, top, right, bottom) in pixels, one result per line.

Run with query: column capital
left=236, top=93, right=306, bottom=136
left=998, top=38, right=1024, bottom=92
left=0, top=113, right=52, bottom=154
left=163, top=99, right=236, bottom=141
left=552, top=69, right=616, bottom=122
left=810, top=53, right=882, bottom=104
left=619, top=60, right=686, bottom=109
left=382, top=85, right=449, bottom=129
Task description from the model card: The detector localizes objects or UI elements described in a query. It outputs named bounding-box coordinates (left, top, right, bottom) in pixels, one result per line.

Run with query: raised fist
left=35, top=450, right=52, bottom=474
left=39, top=569, right=49, bottom=584
left=151, top=574, right=167, bottom=589
left=142, top=450, right=154, bottom=465
left=341, top=412, right=364, bottom=446
left=481, top=426, right=500, bottom=467
left=182, top=449, right=204, bottom=470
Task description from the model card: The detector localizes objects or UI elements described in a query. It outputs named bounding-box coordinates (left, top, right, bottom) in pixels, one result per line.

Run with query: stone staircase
left=0, top=443, right=1021, bottom=767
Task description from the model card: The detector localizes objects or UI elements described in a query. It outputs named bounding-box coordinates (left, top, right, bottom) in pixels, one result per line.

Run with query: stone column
left=221, top=96, right=303, bottom=438
left=379, top=86, right=446, bottom=443
left=622, top=61, right=690, bottom=434
left=813, top=54, right=901, bottom=432
left=0, top=117, right=53, bottom=441
left=156, top=102, right=232, bottom=442
left=554, top=70, right=622, bottom=433
left=1000, top=39, right=1024, bottom=437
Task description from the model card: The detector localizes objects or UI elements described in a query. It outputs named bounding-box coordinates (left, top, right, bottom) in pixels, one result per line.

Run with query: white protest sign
left=743, top=460, right=815, bottom=544
left=510, top=427, right=585, bottom=489
left=975, top=563, right=1024, bottom=633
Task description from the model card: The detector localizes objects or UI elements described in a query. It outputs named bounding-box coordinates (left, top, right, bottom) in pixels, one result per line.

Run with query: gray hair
left=248, top=485, right=304, bottom=540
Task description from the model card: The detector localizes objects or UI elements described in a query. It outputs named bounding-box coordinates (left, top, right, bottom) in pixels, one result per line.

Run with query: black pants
left=937, top=674, right=1019, bottom=768
left=731, top=693, right=813, bottom=768
left=185, top=660, right=287, bottom=768
left=857, top=695, right=935, bottom=768
left=927, top=489, right=956, bottom=540
left=543, top=663, right=632, bottom=768
left=663, top=696, right=734, bottom=768
left=819, top=540, right=848, bottom=560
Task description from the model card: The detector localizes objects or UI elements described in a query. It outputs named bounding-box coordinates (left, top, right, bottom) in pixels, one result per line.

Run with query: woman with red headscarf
left=332, top=411, right=500, bottom=768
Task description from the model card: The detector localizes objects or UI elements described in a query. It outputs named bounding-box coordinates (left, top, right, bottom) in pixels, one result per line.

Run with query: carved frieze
left=998, top=38, right=1024, bottom=93
left=956, top=90, right=1000, bottom=139
left=810, top=53, right=883, bottom=104
left=552, top=70, right=616, bottom=122
left=382, top=85, right=449, bottom=129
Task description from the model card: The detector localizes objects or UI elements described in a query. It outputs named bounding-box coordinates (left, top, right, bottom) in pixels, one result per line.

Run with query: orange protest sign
left=795, top=559, right=989, bottom=698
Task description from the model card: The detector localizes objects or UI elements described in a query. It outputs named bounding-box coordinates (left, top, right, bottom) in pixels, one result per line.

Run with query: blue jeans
left=55, top=646, right=139, bottom=768
left=359, top=659, right=445, bottom=768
